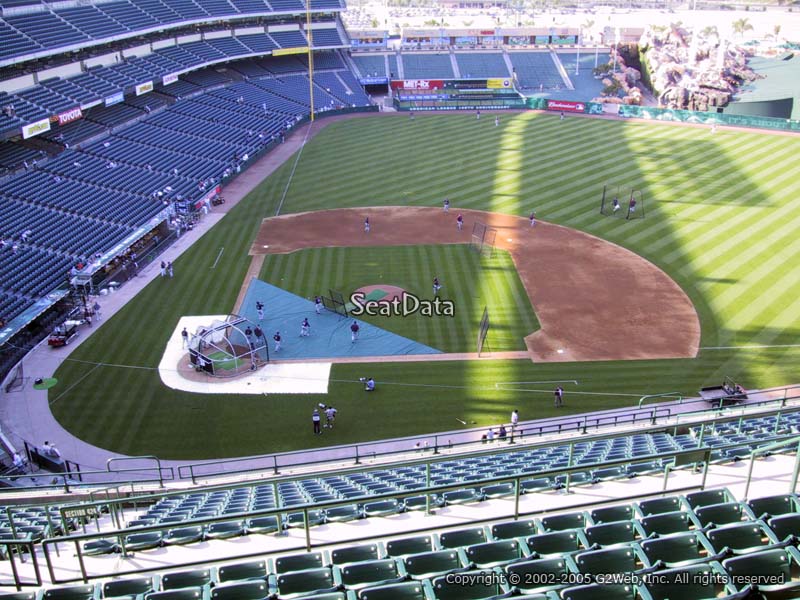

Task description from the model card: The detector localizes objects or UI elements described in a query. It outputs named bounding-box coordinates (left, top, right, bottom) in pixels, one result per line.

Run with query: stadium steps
left=448, top=48, right=460, bottom=79
left=501, top=48, right=515, bottom=80
left=549, top=48, right=575, bottom=90
left=395, top=49, right=404, bottom=80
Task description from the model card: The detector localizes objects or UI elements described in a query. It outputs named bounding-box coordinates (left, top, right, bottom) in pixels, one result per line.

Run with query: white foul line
left=700, top=344, right=800, bottom=350
left=210, top=247, right=224, bottom=269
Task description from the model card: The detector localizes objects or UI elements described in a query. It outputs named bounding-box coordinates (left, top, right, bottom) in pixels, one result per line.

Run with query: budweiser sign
left=547, top=100, right=585, bottom=113
left=58, top=107, right=83, bottom=125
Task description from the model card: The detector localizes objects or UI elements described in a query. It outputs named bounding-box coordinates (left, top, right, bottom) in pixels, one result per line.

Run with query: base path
left=252, top=206, right=700, bottom=363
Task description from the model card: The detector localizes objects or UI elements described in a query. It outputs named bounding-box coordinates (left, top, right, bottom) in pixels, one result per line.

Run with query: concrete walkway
left=0, top=112, right=796, bottom=490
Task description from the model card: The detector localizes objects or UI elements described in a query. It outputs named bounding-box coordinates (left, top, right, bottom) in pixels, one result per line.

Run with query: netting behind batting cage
left=323, top=289, right=348, bottom=317
left=477, top=306, right=490, bottom=355
left=599, top=183, right=621, bottom=216
left=626, top=190, right=645, bottom=220
left=471, top=222, right=487, bottom=254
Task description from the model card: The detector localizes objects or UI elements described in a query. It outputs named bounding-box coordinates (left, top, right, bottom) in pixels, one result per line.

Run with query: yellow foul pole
left=306, top=0, right=314, bottom=121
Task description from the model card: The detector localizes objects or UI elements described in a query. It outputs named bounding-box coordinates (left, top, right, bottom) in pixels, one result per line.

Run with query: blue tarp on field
left=240, top=279, right=441, bottom=360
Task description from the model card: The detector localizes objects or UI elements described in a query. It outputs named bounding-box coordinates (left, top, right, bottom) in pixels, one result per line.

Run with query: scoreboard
left=391, top=79, right=525, bottom=111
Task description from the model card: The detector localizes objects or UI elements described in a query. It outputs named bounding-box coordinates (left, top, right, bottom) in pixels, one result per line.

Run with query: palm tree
left=731, top=18, right=753, bottom=39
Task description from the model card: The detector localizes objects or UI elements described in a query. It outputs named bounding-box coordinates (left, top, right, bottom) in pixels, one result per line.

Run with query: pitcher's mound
left=353, top=285, right=407, bottom=304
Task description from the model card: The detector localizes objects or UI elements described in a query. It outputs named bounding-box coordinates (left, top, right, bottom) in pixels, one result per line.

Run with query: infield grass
left=49, top=113, right=800, bottom=459
left=259, top=245, right=538, bottom=353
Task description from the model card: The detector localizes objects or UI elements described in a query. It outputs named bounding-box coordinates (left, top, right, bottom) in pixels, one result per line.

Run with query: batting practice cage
left=322, top=289, right=349, bottom=317
left=188, top=314, right=268, bottom=377
left=600, top=184, right=645, bottom=220
left=477, top=306, right=490, bottom=355
left=471, top=222, right=497, bottom=257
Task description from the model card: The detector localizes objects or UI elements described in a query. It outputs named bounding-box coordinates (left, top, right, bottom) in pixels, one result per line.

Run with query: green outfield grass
left=259, top=245, right=538, bottom=353
left=49, top=112, right=800, bottom=459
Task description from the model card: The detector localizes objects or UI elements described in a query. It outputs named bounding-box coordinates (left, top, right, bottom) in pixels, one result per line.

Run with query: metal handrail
left=742, top=434, right=800, bottom=499
left=106, top=456, right=170, bottom=488
left=41, top=442, right=729, bottom=584
left=638, top=392, right=682, bottom=408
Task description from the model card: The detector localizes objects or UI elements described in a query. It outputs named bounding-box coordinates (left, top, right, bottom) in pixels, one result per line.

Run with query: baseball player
left=612, top=197, right=620, bottom=213
left=529, top=211, right=536, bottom=227
left=273, top=331, right=282, bottom=352
left=350, top=320, right=360, bottom=343
left=300, top=317, right=310, bottom=337
left=315, top=295, right=322, bottom=314
left=554, top=386, right=564, bottom=407
left=325, top=405, right=337, bottom=428
left=495, top=115, right=499, bottom=127
left=312, top=409, right=321, bottom=434
left=626, top=199, right=637, bottom=220
left=364, top=217, right=370, bottom=233
left=256, top=300, right=264, bottom=321
left=443, top=198, right=450, bottom=212
left=456, top=214, right=463, bottom=231
left=433, top=277, right=441, bottom=295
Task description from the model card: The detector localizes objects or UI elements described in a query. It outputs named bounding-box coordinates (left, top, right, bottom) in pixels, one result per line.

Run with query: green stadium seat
left=539, top=512, right=588, bottom=532
left=525, top=530, right=587, bottom=557
left=560, top=583, right=636, bottom=600
left=768, top=513, right=800, bottom=541
left=704, top=521, right=781, bottom=555
left=685, top=488, right=735, bottom=510
left=464, top=540, right=527, bottom=568
left=520, top=479, right=552, bottom=493
left=161, top=569, right=213, bottom=591
left=41, top=585, right=97, bottom=600
left=338, top=558, right=406, bottom=591
left=0, top=593, right=36, bottom=600
left=211, top=581, right=269, bottom=600
left=747, top=494, right=800, bottom=520
left=625, top=462, right=662, bottom=478
left=145, top=589, right=204, bottom=600
left=443, top=489, right=482, bottom=505
left=480, top=483, right=515, bottom=499
left=206, top=521, right=246, bottom=540
left=325, top=505, right=363, bottom=523
left=286, top=511, right=326, bottom=528
left=590, top=505, right=635, bottom=525
left=430, top=571, right=513, bottom=599
left=274, top=551, right=325, bottom=575
left=639, top=511, right=698, bottom=537
left=84, top=538, right=120, bottom=556
left=490, top=519, right=537, bottom=541
left=641, top=563, right=731, bottom=600
left=272, top=568, right=341, bottom=599
left=692, top=502, right=748, bottom=528
left=640, top=533, right=714, bottom=568
left=358, top=581, right=428, bottom=600
left=403, top=549, right=466, bottom=580
left=363, top=500, right=402, bottom=518
left=283, top=594, right=349, bottom=600
left=217, top=560, right=268, bottom=584
left=331, top=544, right=382, bottom=567
left=123, top=532, right=163, bottom=552
left=591, top=467, right=627, bottom=482
left=102, top=576, right=157, bottom=600
left=583, top=520, right=642, bottom=548
left=637, top=496, right=681, bottom=517
left=385, top=535, right=435, bottom=557
left=438, top=527, right=487, bottom=550
left=573, top=546, right=644, bottom=576
left=722, top=547, right=800, bottom=595
left=505, top=556, right=573, bottom=594
left=246, top=516, right=281, bottom=535
left=403, top=495, right=442, bottom=511
left=164, top=526, right=205, bottom=546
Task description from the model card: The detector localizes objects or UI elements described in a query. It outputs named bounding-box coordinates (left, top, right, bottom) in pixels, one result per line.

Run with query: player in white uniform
left=273, top=331, right=282, bottom=352
left=300, top=318, right=310, bottom=337
left=315, top=296, right=322, bottom=314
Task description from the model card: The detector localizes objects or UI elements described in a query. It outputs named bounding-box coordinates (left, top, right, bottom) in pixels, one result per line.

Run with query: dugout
left=188, top=314, right=268, bottom=377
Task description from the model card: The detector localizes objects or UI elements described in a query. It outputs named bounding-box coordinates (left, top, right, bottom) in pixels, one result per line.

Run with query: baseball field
left=50, top=112, right=800, bottom=459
